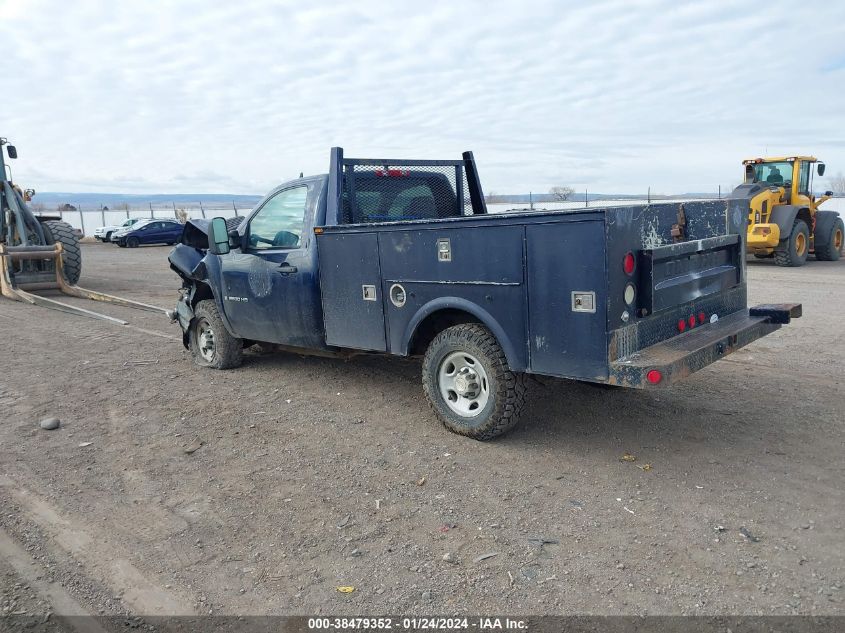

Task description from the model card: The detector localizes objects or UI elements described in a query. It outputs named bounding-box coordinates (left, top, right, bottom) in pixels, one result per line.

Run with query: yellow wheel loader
left=736, top=156, right=843, bottom=267
left=1, top=137, right=166, bottom=322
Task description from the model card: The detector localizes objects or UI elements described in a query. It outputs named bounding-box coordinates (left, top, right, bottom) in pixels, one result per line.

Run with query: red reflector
left=698, top=312, right=706, bottom=324
left=677, top=319, right=686, bottom=332
left=646, top=370, right=662, bottom=384
left=623, top=252, right=635, bottom=275
left=688, top=315, right=696, bottom=329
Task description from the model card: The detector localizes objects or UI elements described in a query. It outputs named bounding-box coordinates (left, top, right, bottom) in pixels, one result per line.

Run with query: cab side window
left=798, top=162, right=811, bottom=194
left=248, top=186, right=308, bottom=250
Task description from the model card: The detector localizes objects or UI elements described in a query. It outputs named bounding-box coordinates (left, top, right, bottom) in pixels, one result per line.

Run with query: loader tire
left=422, top=323, right=527, bottom=441
left=814, top=216, right=844, bottom=261
left=40, top=220, right=81, bottom=285
left=774, top=220, right=809, bottom=267
left=189, top=300, right=243, bottom=369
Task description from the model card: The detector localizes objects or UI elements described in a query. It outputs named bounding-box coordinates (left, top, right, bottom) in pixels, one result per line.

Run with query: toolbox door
left=317, top=232, right=388, bottom=351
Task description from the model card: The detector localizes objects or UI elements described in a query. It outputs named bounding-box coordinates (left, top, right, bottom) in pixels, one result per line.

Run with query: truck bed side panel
left=379, top=225, right=528, bottom=368
left=317, top=232, right=388, bottom=351
left=526, top=220, right=608, bottom=379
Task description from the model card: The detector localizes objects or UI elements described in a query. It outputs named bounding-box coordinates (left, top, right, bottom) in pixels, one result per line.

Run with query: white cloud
left=2, top=0, right=844, bottom=195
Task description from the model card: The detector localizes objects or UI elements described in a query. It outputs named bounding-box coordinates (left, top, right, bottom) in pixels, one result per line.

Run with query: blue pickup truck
left=168, top=148, right=800, bottom=440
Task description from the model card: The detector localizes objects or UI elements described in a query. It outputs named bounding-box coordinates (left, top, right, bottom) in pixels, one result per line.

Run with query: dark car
left=115, top=220, right=184, bottom=248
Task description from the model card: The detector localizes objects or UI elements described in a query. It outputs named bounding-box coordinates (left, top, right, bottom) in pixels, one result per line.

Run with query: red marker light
left=375, top=169, right=409, bottom=177
left=699, top=312, right=706, bottom=324
left=646, top=369, right=662, bottom=384
left=678, top=319, right=686, bottom=332
left=688, top=315, right=696, bottom=329
left=623, top=252, right=635, bottom=275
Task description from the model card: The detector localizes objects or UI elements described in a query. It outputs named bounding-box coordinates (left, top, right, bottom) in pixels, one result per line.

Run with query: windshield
left=754, top=161, right=793, bottom=186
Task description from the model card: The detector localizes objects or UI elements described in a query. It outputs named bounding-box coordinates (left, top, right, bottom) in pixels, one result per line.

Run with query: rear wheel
left=40, top=220, right=81, bottom=285
left=189, top=300, right=243, bottom=369
left=105, top=231, right=113, bottom=242
left=815, top=216, right=844, bottom=261
left=774, top=220, right=809, bottom=267
left=126, top=236, right=140, bottom=248
left=422, top=323, right=527, bottom=440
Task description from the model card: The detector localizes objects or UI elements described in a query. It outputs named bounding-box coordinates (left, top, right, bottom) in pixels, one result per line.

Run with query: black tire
left=40, top=220, right=81, bottom=285
left=422, top=323, right=527, bottom=440
left=126, top=236, right=140, bottom=248
left=189, top=300, right=243, bottom=369
left=753, top=253, right=772, bottom=259
left=774, top=220, right=809, bottom=267
left=815, top=216, right=844, bottom=261
left=117, top=242, right=126, bottom=248
left=105, top=231, right=113, bottom=242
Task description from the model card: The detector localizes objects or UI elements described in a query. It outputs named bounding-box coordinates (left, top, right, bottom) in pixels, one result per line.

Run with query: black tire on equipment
left=40, top=220, right=81, bottom=285
left=422, top=323, right=527, bottom=440
left=126, top=236, right=140, bottom=248
left=189, top=299, right=243, bottom=369
left=753, top=253, right=772, bottom=259
left=773, top=219, right=809, bottom=267
left=814, top=216, right=844, bottom=261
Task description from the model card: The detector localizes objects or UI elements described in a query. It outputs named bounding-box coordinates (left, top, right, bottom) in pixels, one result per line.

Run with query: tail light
left=688, top=315, right=696, bottom=329
left=623, top=252, right=635, bottom=275
left=624, top=283, right=636, bottom=306
left=646, top=369, right=662, bottom=384
left=678, top=319, right=686, bottom=332
left=698, top=312, right=706, bottom=324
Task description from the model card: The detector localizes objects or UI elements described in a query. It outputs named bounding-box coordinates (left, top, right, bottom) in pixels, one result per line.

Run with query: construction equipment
left=1, top=137, right=166, bottom=323
left=736, top=155, right=843, bottom=266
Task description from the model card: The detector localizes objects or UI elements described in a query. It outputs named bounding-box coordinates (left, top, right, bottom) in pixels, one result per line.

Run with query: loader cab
left=743, top=156, right=823, bottom=203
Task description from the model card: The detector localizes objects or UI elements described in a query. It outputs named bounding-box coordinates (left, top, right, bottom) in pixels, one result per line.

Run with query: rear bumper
left=746, top=223, right=781, bottom=249
left=608, top=304, right=801, bottom=388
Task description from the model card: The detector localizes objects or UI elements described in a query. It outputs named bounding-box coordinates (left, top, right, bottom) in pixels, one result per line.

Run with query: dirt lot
left=0, top=243, right=843, bottom=621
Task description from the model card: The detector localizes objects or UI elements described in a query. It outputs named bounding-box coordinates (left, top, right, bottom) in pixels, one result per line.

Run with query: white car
left=94, top=217, right=142, bottom=242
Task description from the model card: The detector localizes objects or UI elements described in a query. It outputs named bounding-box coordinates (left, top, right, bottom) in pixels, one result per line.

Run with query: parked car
left=114, top=219, right=184, bottom=248
left=167, top=147, right=801, bottom=441
left=94, top=217, right=141, bottom=242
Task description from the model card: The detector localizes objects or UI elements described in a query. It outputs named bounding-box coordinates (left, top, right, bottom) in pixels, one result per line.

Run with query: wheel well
left=408, top=309, right=482, bottom=356
left=190, top=281, right=214, bottom=308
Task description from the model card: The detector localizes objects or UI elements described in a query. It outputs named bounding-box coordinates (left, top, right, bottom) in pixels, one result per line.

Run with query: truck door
left=218, top=181, right=325, bottom=348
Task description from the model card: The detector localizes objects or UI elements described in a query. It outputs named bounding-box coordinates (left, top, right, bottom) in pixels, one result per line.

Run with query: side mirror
left=817, top=163, right=826, bottom=176
left=208, top=217, right=231, bottom=255
left=824, top=190, right=833, bottom=197
left=6, top=145, right=17, bottom=159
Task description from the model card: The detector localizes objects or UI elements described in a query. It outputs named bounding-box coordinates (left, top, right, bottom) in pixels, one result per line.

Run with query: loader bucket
left=0, top=242, right=167, bottom=323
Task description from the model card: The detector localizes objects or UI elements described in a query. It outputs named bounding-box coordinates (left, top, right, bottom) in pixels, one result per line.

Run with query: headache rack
left=325, top=147, right=489, bottom=226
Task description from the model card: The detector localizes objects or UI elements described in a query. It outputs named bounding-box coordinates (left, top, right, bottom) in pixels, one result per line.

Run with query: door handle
left=278, top=263, right=298, bottom=275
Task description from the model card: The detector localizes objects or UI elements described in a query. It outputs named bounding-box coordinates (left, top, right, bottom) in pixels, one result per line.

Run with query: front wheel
left=105, top=231, right=113, bottom=242
left=189, top=300, right=243, bottom=369
left=422, top=323, right=527, bottom=440
left=126, top=236, right=140, bottom=248
left=774, top=220, right=809, bottom=267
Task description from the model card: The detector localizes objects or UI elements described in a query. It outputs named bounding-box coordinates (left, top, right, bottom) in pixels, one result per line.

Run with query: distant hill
left=29, top=192, right=263, bottom=209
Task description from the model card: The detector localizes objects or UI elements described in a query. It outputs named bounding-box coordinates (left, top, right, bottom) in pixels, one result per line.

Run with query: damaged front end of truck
left=167, top=217, right=242, bottom=348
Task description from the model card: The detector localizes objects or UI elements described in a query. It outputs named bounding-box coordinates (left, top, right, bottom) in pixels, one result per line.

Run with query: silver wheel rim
left=197, top=319, right=216, bottom=362
left=437, top=351, right=490, bottom=418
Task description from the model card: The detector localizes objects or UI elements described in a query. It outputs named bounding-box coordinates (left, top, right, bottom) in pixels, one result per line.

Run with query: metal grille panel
left=340, top=161, right=474, bottom=224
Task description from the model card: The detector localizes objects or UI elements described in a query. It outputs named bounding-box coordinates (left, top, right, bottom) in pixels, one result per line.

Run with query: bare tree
left=549, top=186, right=575, bottom=202
left=830, top=172, right=845, bottom=195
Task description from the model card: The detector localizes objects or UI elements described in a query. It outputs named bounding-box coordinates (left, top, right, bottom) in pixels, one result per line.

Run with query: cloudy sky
left=2, top=0, right=844, bottom=195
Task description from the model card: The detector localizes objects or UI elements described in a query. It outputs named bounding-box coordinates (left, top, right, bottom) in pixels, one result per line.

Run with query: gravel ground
left=0, top=242, right=842, bottom=618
